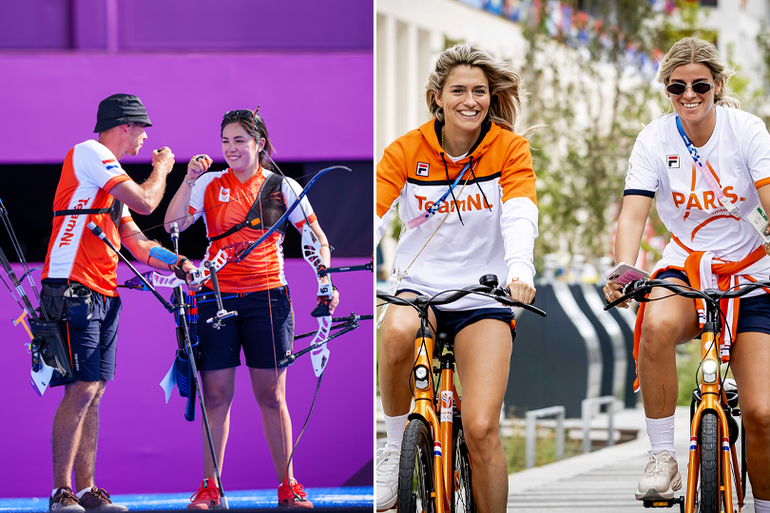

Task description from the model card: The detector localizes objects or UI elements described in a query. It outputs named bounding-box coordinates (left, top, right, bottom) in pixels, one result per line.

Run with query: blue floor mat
left=0, top=487, right=373, bottom=511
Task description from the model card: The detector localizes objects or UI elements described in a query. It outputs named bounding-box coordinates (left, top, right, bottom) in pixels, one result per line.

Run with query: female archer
left=164, top=109, right=339, bottom=509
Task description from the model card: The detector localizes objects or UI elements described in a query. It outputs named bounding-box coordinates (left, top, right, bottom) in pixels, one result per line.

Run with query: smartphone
left=605, top=262, right=650, bottom=285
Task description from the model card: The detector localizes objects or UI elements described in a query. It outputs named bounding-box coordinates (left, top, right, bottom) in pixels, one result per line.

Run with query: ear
left=257, top=138, right=266, bottom=152
left=434, top=91, right=443, bottom=109
left=715, top=77, right=724, bottom=96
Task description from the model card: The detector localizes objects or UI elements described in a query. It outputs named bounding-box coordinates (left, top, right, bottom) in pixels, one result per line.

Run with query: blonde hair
left=657, top=37, right=740, bottom=109
left=426, top=44, right=528, bottom=134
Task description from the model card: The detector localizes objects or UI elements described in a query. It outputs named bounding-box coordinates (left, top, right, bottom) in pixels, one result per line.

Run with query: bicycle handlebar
left=604, top=278, right=770, bottom=311
left=377, top=281, right=547, bottom=318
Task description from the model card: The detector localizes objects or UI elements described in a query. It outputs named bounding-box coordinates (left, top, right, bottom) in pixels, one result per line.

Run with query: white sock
left=755, top=498, right=770, bottom=513
left=52, top=488, right=65, bottom=498
left=76, top=487, right=92, bottom=499
left=646, top=414, right=676, bottom=460
left=384, top=412, right=409, bottom=451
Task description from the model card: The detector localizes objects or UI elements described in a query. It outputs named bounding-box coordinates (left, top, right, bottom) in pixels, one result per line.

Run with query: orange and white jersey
left=626, top=105, right=770, bottom=282
left=188, top=167, right=316, bottom=293
left=42, top=140, right=132, bottom=297
left=377, top=119, right=538, bottom=311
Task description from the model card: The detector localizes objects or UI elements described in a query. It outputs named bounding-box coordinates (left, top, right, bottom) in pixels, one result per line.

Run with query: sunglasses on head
left=665, top=81, right=714, bottom=96
left=223, top=109, right=255, bottom=120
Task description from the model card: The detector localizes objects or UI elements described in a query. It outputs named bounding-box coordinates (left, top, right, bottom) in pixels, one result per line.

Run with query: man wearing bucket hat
left=42, top=94, right=195, bottom=512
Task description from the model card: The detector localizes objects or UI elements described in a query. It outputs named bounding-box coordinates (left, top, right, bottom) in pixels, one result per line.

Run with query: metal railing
left=525, top=405, right=565, bottom=469
left=581, top=396, right=616, bottom=453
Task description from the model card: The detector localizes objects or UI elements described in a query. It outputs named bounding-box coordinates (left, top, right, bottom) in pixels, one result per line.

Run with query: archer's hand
left=179, top=259, right=202, bottom=292
left=187, top=155, right=212, bottom=182
left=318, top=289, right=340, bottom=315
left=507, top=280, right=536, bottom=304
left=152, top=147, right=175, bottom=173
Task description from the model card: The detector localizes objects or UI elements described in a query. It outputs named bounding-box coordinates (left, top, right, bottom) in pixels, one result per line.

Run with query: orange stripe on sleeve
left=756, top=177, right=770, bottom=189
left=294, top=213, right=318, bottom=229
left=103, top=174, right=131, bottom=194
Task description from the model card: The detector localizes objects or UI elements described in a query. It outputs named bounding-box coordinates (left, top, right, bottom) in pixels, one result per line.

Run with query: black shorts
left=657, top=269, right=770, bottom=335
left=195, top=287, right=294, bottom=371
left=41, top=281, right=122, bottom=382
left=397, top=288, right=515, bottom=340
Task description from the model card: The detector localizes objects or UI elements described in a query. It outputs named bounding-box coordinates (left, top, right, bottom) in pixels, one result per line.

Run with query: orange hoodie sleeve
left=377, top=141, right=408, bottom=243
left=499, top=136, right=537, bottom=205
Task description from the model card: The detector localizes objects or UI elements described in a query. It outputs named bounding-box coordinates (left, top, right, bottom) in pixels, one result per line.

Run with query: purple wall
left=2, top=260, right=373, bottom=498
left=0, top=0, right=373, bottom=163
left=0, top=52, right=372, bottom=164
left=0, top=0, right=372, bottom=51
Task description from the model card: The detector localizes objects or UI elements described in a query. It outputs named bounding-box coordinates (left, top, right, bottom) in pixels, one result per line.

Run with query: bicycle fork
left=685, top=329, right=737, bottom=513
left=410, top=326, right=447, bottom=513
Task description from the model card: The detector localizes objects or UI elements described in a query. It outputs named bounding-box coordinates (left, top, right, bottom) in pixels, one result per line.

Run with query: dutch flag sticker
left=667, top=155, right=680, bottom=168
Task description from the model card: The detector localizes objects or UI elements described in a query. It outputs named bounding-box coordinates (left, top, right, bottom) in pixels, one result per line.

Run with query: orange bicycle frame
left=684, top=328, right=741, bottom=513
left=409, top=326, right=464, bottom=513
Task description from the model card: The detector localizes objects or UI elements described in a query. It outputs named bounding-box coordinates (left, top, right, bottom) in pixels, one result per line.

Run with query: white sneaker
left=635, top=450, right=683, bottom=500
left=376, top=445, right=400, bottom=511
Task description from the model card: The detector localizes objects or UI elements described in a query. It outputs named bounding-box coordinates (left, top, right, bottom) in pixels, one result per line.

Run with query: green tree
left=521, top=0, right=708, bottom=267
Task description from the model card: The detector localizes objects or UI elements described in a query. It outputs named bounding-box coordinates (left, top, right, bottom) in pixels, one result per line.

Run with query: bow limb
left=233, top=165, right=350, bottom=264
left=301, top=223, right=334, bottom=377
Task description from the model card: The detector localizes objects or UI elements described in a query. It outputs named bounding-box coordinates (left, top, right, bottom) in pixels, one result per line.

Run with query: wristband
left=332, top=285, right=338, bottom=291
left=175, top=257, right=191, bottom=270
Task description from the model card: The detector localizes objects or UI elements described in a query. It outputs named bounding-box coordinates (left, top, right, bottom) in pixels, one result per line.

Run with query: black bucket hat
left=93, top=94, right=153, bottom=133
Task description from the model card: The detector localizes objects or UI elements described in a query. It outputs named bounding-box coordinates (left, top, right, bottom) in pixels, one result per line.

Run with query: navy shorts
left=41, top=281, right=122, bottom=382
left=397, top=288, right=515, bottom=340
left=657, top=269, right=770, bottom=335
left=195, top=286, right=294, bottom=371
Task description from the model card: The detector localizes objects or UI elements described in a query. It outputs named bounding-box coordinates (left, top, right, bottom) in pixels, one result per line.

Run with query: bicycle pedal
left=642, top=496, right=684, bottom=512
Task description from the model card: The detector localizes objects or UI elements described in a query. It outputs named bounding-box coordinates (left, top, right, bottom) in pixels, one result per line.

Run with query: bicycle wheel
left=698, top=412, right=720, bottom=513
left=452, top=423, right=476, bottom=513
left=398, top=418, right=436, bottom=513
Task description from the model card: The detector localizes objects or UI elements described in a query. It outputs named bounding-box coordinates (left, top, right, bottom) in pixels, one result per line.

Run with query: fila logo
left=219, top=187, right=230, bottom=202
left=667, top=155, right=680, bottom=168
left=416, top=162, right=430, bottom=177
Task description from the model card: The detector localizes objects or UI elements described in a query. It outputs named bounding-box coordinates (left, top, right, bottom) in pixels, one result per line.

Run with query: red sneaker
left=188, top=478, right=220, bottom=510
left=278, top=479, right=313, bottom=508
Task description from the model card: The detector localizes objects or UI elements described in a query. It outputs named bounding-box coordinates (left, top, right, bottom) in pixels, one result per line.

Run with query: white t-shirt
left=626, top=105, right=770, bottom=273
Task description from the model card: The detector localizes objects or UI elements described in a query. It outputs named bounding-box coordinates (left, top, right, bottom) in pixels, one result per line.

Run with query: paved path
left=507, top=406, right=755, bottom=512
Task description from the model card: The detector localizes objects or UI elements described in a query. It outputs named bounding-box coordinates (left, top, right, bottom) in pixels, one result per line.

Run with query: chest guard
left=208, top=172, right=288, bottom=242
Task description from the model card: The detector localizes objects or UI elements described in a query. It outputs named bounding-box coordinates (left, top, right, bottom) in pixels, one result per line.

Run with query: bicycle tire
left=699, top=412, right=720, bottom=513
left=398, top=418, right=436, bottom=513
left=452, top=423, right=476, bottom=513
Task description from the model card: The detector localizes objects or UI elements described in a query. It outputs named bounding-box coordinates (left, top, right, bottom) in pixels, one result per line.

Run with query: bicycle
left=377, top=274, right=547, bottom=513
left=605, top=278, right=761, bottom=513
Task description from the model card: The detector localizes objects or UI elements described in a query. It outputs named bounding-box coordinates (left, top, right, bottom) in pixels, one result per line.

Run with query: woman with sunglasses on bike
left=605, top=37, right=770, bottom=510
left=376, top=44, right=538, bottom=513
left=164, top=109, right=339, bottom=509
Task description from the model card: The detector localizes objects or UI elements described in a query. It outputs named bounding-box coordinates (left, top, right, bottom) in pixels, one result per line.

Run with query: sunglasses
left=665, top=81, right=714, bottom=96
left=223, top=109, right=255, bottom=120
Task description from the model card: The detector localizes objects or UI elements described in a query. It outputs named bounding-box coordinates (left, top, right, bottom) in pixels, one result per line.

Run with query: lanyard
left=405, top=160, right=474, bottom=230
left=676, top=116, right=770, bottom=244
left=675, top=116, right=740, bottom=218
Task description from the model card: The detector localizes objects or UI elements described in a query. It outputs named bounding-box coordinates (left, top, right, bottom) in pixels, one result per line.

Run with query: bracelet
left=174, top=257, right=191, bottom=271
left=184, top=177, right=196, bottom=188
left=332, top=285, right=338, bottom=291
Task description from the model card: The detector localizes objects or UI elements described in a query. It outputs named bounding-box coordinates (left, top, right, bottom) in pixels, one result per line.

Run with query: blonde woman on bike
left=376, top=44, right=538, bottom=513
left=604, top=37, right=770, bottom=510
